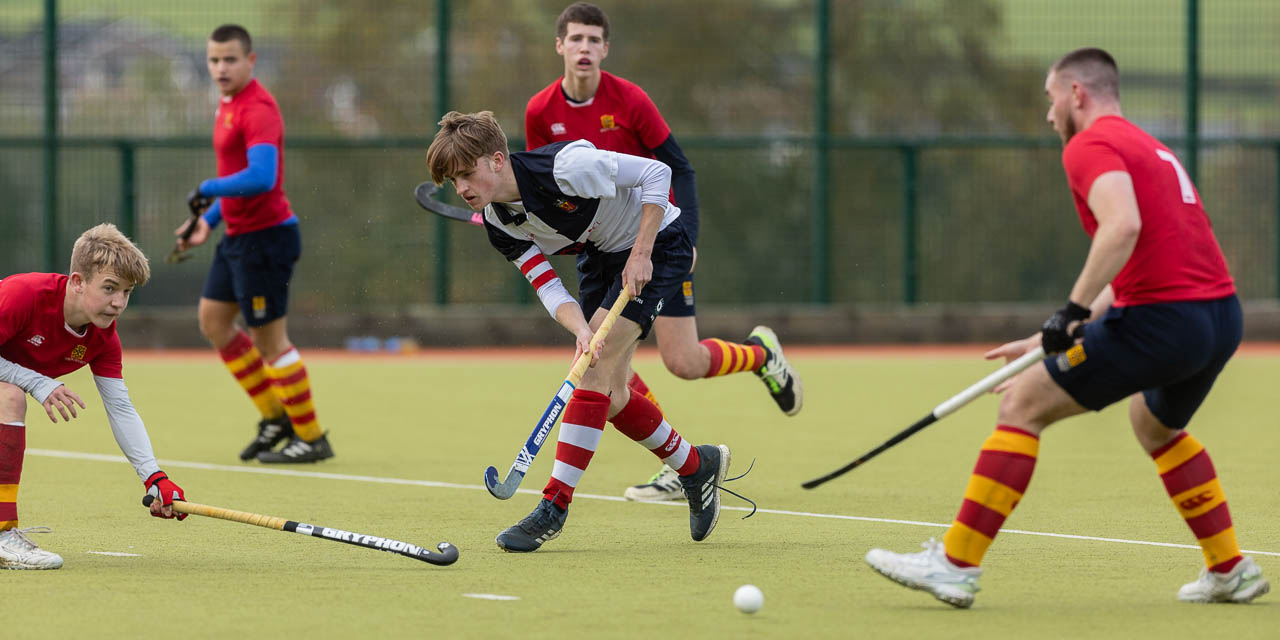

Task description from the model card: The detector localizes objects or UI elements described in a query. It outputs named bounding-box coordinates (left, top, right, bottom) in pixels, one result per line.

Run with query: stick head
left=420, top=541, right=459, bottom=566
left=414, top=181, right=440, bottom=203
left=484, top=466, right=521, bottom=500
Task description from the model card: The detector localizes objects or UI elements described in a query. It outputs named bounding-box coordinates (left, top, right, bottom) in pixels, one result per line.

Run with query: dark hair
left=210, top=24, right=252, bottom=54
left=556, top=2, right=609, bottom=40
left=1051, top=47, right=1119, bottom=99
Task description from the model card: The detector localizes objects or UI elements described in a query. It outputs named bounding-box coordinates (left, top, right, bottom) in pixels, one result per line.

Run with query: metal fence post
left=1185, top=0, right=1199, bottom=182
left=42, top=0, right=58, bottom=271
left=901, top=145, right=918, bottom=304
left=434, top=0, right=451, bottom=305
left=812, top=0, right=831, bottom=304
left=118, top=140, right=136, bottom=238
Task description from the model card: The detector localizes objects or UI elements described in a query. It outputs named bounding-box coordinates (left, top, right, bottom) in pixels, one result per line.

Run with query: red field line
left=124, top=342, right=1280, bottom=361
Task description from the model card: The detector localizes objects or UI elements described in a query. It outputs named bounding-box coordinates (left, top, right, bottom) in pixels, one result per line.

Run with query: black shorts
left=1045, top=295, right=1242, bottom=430
left=576, top=218, right=694, bottom=339
left=202, top=223, right=301, bottom=327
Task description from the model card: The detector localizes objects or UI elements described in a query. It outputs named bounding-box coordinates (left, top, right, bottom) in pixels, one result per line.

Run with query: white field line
left=29, top=448, right=1279, bottom=558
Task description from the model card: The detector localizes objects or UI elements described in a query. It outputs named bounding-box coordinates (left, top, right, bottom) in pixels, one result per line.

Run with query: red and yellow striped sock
left=699, top=338, right=767, bottom=378
left=943, top=425, right=1040, bottom=568
left=265, top=347, right=322, bottom=442
left=627, top=372, right=661, bottom=410
left=0, top=423, right=25, bottom=531
left=218, top=331, right=284, bottom=420
left=1151, top=431, right=1243, bottom=572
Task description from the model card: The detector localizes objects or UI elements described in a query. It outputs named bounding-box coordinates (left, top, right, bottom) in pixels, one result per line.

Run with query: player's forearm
left=1068, top=222, right=1139, bottom=311
left=94, top=376, right=161, bottom=481
left=630, top=203, right=664, bottom=259
left=553, top=300, right=591, bottom=337
left=200, top=144, right=278, bottom=197
left=0, top=356, right=62, bottom=404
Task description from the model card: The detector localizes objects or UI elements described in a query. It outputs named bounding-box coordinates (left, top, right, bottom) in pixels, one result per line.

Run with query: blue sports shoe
left=495, top=498, right=568, bottom=553
left=680, top=444, right=731, bottom=542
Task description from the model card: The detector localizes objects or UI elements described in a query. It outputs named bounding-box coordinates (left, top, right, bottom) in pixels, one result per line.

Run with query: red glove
left=144, top=471, right=187, bottom=521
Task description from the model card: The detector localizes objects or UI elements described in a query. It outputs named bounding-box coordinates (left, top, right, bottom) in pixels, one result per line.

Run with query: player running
left=427, top=111, right=751, bottom=552
left=864, top=48, right=1268, bottom=608
left=175, top=25, right=332, bottom=463
left=526, top=2, right=800, bottom=502
left=0, top=224, right=188, bottom=570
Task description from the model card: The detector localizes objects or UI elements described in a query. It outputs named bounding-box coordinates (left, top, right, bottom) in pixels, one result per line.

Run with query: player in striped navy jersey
left=525, top=3, right=802, bottom=502
left=427, top=111, right=738, bottom=552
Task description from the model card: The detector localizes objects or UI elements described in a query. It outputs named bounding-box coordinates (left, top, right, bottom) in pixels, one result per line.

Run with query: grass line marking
left=28, top=448, right=1278, bottom=558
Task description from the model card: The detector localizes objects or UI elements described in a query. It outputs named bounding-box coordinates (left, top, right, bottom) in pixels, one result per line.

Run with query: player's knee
left=661, top=351, right=704, bottom=380
left=0, top=382, right=27, bottom=423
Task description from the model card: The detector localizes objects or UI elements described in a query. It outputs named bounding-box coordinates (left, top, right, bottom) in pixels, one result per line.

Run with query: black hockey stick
left=166, top=192, right=209, bottom=264
left=802, top=346, right=1047, bottom=489
left=413, top=181, right=483, bottom=226
left=143, top=495, right=458, bottom=566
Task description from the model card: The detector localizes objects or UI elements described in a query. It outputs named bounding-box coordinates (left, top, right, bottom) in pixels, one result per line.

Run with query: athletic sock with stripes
left=218, top=331, right=285, bottom=420
left=942, top=425, right=1040, bottom=568
left=542, top=389, right=610, bottom=508
left=1150, top=431, right=1243, bottom=573
left=627, top=372, right=662, bottom=410
left=265, top=347, right=323, bottom=442
left=699, top=338, right=767, bottom=378
left=609, top=390, right=701, bottom=476
left=0, top=423, right=24, bottom=531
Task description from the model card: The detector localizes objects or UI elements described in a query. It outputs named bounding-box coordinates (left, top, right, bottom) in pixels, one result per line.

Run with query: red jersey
left=0, top=273, right=123, bottom=379
left=1062, top=115, right=1234, bottom=306
left=525, top=71, right=671, bottom=156
left=213, top=78, right=293, bottom=236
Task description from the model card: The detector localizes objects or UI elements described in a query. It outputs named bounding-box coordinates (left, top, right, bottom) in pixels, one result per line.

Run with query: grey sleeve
left=612, top=152, right=673, bottom=208
left=0, top=355, right=63, bottom=404
left=94, top=375, right=161, bottom=482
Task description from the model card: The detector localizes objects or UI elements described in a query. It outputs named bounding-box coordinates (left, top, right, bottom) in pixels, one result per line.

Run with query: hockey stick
left=413, top=181, right=483, bottom=226
left=142, top=496, right=458, bottom=566
left=484, top=290, right=633, bottom=499
left=166, top=196, right=207, bottom=264
left=802, top=345, right=1046, bottom=489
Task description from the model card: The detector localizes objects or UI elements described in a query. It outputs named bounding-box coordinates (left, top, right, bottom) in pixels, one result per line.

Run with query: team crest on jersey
left=554, top=198, right=579, bottom=212
left=27, top=334, right=45, bottom=347
left=599, top=114, right=616, bottom=131
left=67, top=344, right=87, bottom=363
left=223, top=112, right=233, bottom=128
left=551, top=122, right=566, bottom=135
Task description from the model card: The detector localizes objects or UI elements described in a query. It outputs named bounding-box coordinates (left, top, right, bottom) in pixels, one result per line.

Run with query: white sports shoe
left=865, top=538, right=981, bottom=608
left=0, top=526, right=64, bottom=570
left=622, top=465, right=685, bottom=502
left=1177, top=556, right=1270, bottom=603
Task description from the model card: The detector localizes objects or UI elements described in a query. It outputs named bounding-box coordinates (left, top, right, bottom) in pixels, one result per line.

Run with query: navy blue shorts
left=202, top=223, right=301, bottom=327
left=576, top=218, right=694, bottom=339
left=1045, top=295, right=1241, bottom=430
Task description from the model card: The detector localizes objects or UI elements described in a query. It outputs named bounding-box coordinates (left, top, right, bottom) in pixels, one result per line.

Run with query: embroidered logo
left=553, top=198, right=578, bottom=212
left=27, top=334, right=45, bottom=347
left=682, top=280, right=694, bottom=306
left=69, top=345, right=87, bottom=362
left=551, top=122, right=566, bottom=135
left=223, top=112, right=233, bottom=128
left=599, top=114, right=615, bottom=131
left=252, top=296, right=267, bottom=320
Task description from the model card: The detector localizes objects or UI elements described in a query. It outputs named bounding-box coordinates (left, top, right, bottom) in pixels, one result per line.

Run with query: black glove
left=186, top=187, right=213, bottom=215
left=1041, top=300, right=1091, bottom=354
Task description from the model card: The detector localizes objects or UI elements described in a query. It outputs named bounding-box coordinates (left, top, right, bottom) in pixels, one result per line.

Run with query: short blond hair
left=70, top=223, right=151, bottom=286
left=426, top=111, right=509, bottom=185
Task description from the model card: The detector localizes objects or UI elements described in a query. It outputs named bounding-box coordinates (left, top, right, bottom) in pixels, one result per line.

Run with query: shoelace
left=3, top=526, right=53, bottom=551
left=714, top=459, right=758, bottom=519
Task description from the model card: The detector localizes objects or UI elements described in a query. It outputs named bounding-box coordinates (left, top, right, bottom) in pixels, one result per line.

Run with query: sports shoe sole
left=864, top=553, right=975, bottom=609
left=1180, top=576, right=1270, bottom=603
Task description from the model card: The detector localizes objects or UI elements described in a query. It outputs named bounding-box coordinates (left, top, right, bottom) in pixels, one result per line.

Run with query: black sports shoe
left=745, top=326, right=803, bottom=416
left=256, top=433, right=334, bottom=463
left=680, top=444, right=731, bottom=542
left=495, top=498, right=568, bottom=553
left=239, top=414, right=294, bottom=461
